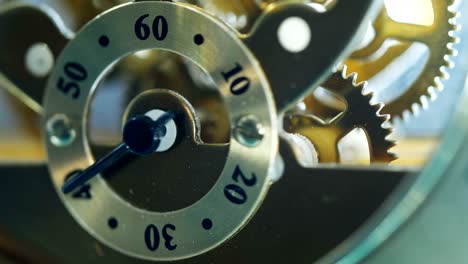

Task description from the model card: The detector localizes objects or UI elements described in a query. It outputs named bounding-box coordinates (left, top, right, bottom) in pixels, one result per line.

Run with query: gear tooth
left=401, top=107, right=415, bottom=120
left=427, top=86, right=438, bottom=101
left=412, top=102, right=424, bottom=116
left=343, top=71, right=355, bottom=83
left=393, top=112, right=403, bottom=120
left=339, top=65, right=366, bottom=88
left=350, top=73, right=359, bottom=85
left=386, top=135, right=398, bottom=145
left=444, top=47, right=457, bottom=61
left=385, top=136, right=398, bottom=147
left=434, top=77, right=444, bottom=91
left=381, top=119, right=393, bottom=130
left=380, top=115, right=393, bottom=131
left=448, top=40, right=460, bottom=51
left=420, top=95, right=431, bottom=109
left=378, top=126, right=397, bottom=162
left=354, top=74, right=368, bottom=89
left=439, top=67, right=450, bottom=80
left=448, top=46, right=459, bottom=57
left=405, top=108, right=417, bottom=120
left=448, top=32, right=460, bottom=43
left=452, top=23, right=462, bottom=32
left=449, top=17, right=459, bottom=27
left=388, top=152, right=399, bottom=162
left=385, top=141, right=399, bottom=159
left=338, top=64, right=348, bottom=76
left=362, top=89, right=374, bottom=99
left=374, top=102, right=386, bottom=116
left=334, top=63, right=345, bottom=73
left=447, top=0, right=456, bottom=6
left=357, top=80, right=368, bottom=89
left=444, top=57, right=455, bottom=68
left=451, top=11, right=461, bottom=22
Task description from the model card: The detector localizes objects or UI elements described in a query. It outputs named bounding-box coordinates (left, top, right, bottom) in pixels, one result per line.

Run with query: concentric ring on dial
left=43, top=2, right=277, bottom=261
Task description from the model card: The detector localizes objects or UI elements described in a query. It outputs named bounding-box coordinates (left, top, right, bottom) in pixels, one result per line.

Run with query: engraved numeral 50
left=57, top=62, right=87, bottom=100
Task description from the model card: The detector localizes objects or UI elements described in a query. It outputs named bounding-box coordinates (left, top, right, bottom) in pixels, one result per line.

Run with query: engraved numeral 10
left=221, top=63, right=251, bottom=95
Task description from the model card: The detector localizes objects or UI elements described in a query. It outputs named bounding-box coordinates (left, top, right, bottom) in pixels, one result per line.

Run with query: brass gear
left=346, top=0, right=459, bottom=118
left=285, top=65, right=397, bottom=164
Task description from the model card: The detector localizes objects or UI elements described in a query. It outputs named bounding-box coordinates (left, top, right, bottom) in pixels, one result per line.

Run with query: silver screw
left=46, top=114, right=76, bottom=147
left=233, top=115, right=265, bottom=148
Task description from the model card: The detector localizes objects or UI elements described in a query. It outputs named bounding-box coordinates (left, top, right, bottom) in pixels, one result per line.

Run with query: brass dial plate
left=43, top=2, right=278, bottom=261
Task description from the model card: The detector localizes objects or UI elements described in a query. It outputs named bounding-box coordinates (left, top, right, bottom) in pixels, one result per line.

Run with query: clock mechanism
left=0, top=0, right=467, bottom=263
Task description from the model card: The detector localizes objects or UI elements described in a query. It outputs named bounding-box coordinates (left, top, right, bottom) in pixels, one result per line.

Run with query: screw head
left=46, top=114, right=76, bottom=147
left=25, top=42, right=54, bottom=78
left=233, top=115, right=265, bottom=148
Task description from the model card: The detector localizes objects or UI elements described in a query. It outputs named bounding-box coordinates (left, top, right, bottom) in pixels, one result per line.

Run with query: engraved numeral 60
left=135, top=14, right=168, bottom=41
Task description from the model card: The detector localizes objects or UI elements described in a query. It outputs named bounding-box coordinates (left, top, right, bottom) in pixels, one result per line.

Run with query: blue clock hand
left=62, top=112, right=175, bottom=194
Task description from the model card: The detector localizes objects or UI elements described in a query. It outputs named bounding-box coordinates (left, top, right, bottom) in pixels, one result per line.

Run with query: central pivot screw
left=123, top=109, right=177, bottom=155
left=62, top=110, right=177, bottom=194
left=123, top=116, right=164, bottom=155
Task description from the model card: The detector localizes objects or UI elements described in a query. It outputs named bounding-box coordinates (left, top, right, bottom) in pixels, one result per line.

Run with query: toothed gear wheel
left=347, top=0, right=459, bottom=118
left=285, top=66, right=397, bottom=164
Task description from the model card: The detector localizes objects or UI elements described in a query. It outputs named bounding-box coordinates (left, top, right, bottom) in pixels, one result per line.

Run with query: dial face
left=43, top=2, right=278, bottom=261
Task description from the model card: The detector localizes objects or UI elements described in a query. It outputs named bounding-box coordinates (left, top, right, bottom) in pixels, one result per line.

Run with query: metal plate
left=43, top=2, right=278, bottom=261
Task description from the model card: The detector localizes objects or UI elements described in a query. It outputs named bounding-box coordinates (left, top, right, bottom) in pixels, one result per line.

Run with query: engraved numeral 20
left=224, top=165, right=257, bottom=205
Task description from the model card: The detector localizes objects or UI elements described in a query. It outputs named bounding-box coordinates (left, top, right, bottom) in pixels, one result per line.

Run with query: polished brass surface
left=348, top=0, right=459, bottom=118
left=346, top=43, right=410, bottom=84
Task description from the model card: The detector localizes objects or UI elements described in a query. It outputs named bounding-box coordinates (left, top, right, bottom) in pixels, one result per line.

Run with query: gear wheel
left=347, top=0, right=459, bottom=118
left=285, top=65, right=397, bottom=164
